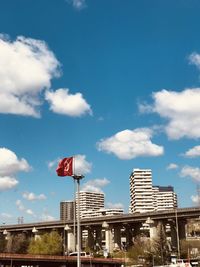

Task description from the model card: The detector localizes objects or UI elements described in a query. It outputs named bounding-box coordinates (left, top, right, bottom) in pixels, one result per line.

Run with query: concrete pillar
left=67, top=230, right=75, bottom=252
left=105, top=227, right=114, bottom=253
left=133, top=223, right=142, bottom=237
left=123, top=224, right=133, bottom=248
left=64, top=225, right=75, bottom=252
left=102, top=222, right=114, bottom=254
left=94, top=227, right=102, bottom=251
left=113, top=225, right=121, bottom=250
left=169, top=222, right=178, bottom=250
left=32, top=227, right=40, bottom=240
left=87, top=227, right=95, bottom=249
left=179, top=220, right=186, bottom=240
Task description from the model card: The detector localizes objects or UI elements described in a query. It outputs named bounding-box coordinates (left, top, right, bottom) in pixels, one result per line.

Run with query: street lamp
left=63, top=224, right=71, bottom=255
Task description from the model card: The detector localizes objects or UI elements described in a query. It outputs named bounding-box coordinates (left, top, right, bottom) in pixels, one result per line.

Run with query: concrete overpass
left=0, top=207, right=200, bottom=253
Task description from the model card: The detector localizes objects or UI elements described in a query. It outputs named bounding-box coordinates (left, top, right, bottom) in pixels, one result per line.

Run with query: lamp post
left=175, top=209, right=180, bottom=259
left=72, top=175, right=84, bottom=267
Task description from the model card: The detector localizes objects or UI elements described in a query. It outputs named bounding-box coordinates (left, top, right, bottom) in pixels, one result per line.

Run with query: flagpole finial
left=72, top=174, right=84, bottom=180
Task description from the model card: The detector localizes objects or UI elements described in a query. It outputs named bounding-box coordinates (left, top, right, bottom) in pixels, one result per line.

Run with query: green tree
left=127, top=235, right=151, bottom=265
left=0, top=234, right=6, bottom=252
left=11, top=233, right=30, bottom=253
left=28, top=230, right=62, bottom=255
left=152, top=222, right=171, bottom=265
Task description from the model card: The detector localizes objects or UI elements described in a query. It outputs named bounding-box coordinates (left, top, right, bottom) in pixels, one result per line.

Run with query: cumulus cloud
left=22, top=192, right=46, bottom=201
left=26, top=209, right=35, bottom=216
left=16, top=199, right=35, bottom=216
left=167, top=163, right=179, bottom=170
left=67, top=0, right=86, bottom=10
left=140, top=88, right=200, bottom=139
left=74, top=154, right=92, bottom=175
left=180, top=166, right=200, bottom=182
left=0, top=34, right=60, bottom=117
left=0, top=148, right=31, bottom=176
left=191, top=195, right=200, bottom=204
left=97, top=128, right=164, bottom=160
left=16, top=200, right=25, bottom=211
left=45, top=88, right=92, bottom=117
left=189, top=52, right=200, bottom=69
left=184, top=145, right=200, bottom=158
left=40, top=213, right=55, bottom=221
left=81, top=178, right=110, bottom=193
left=0, top=177, right=18, bottom=191
left=48, top=158, right=59, bottom=169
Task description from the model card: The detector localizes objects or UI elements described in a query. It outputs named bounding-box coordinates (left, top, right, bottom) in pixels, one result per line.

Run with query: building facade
left=60, top=200, right=75, bottom=221
left=129, top=169, right=177, bottom=213
left=153, top=186, right=178, bottom=211
left=80, top=208, right=124, bottom=219
left=129, top=168, right=154, bottom=213
left=76, top=191, right=105, bottom=218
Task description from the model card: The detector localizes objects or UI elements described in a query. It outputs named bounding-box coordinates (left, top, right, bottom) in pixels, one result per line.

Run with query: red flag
left=56, top=157, right=73, bottom=177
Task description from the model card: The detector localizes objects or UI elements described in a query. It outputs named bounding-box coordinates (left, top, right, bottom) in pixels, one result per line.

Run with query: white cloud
left=141, top=88, right=200, bottom=139
left=191, top=195, right=200, bottom=204
left=184, top=145, right=200, bottom=158
left=67, top=0, right=86, bottom=10
left=40, top=214, right=55, bottom=221
left=188, top=52, right=200, bottom=69
left=16, top=199, right=35, bottom=217
left=0, top=177, right=18, bottom=191
left=26, top=209, right=35, bottom=216
left=167, top=163, right=179, bottom=170
left=97, top=128, right=164, bottom=160
left=81, top=178, right=110, bottom=193
left=22, top=192, right=46, bottom=201
left=106, top=202, right=124, bottom=209
left=48, top=158, right=59, bottom=169
left=0, top=147, right=31, bottom=176
left=45, top=88, right=92, bottom=117
left=180, top=166, right=200, bottom=182
left=74, top=154, right=92, bottom=175
left=0, top=34, right=60, bottom=117
left=16, top=200, right=25, bottom=211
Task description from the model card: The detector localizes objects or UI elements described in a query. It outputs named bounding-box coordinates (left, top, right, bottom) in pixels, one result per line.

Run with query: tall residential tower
left=129, top=169, right=154, bottom=213
left=129, top=168, right=177, bottom=213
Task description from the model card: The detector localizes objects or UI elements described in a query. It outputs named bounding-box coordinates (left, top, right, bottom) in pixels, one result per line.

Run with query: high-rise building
left=129, top=168, right=178, bottom=214
left=60, top=200, right=75, bottom=221
left=76, top=191, right=104, bottom=218
left=129, top=168, right=154, bottom=213
left=153, top=186, right=178, bottom=211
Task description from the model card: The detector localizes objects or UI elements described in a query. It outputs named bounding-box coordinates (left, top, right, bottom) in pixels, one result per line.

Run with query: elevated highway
left=0, top=207, right=199, bottom=253
left=0, top=207, right=199, bottom=233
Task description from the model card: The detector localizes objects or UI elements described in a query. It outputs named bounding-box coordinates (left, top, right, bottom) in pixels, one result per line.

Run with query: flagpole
left=73, top=155, right=76, bottom=252
left=72, top=174, right=84, bottom=267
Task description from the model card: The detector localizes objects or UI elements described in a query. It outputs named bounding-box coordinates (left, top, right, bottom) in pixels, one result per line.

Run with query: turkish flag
left=56, top=157, right=73, bottom=176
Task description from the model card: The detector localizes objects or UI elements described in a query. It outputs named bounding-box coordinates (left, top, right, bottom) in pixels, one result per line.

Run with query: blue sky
left=0, top=0, right=200, bottom=224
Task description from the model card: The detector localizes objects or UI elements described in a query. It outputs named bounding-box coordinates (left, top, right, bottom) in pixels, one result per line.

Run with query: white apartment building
left=129, top=169, right=154, bottom=213
left=80, top=208, right=124, bottom=219
left=130, top=168, right=178, bottom=213
left=76, top=191, right=104, bottom=218
left=153, top=186, right=177, bottom=211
